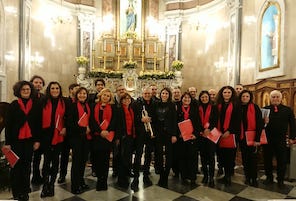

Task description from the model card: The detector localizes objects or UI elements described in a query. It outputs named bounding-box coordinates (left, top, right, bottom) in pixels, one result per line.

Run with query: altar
left=76, top=0, right=183, bottom=97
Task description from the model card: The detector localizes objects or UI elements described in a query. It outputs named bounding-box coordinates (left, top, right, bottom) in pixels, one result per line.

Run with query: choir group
left=3, top=76, right=296, bottom=201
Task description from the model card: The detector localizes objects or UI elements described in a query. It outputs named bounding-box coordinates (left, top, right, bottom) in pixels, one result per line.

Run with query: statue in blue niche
left=126, top=1, right=136, bottom=32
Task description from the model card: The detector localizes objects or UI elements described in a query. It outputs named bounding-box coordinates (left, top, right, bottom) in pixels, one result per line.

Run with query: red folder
left=106, top=131, right=115, bottom=142
left=245, top=131, right=256, bottom=146
left=78, top=112, right=89, bottom=127
left=260, top=129, right=268, bottom=144
left=178, top=119, right=194, bottom=141
left=100, top=120, right=109, bottom=130
left=219, top=134, right=236, bottom=148
left=1, top=147, right=19, bottom=168
left=207, top=127, right=222, bottom=144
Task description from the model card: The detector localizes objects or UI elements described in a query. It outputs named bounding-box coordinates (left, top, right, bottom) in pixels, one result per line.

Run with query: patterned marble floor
left=1, top=165, right=296, bottom=201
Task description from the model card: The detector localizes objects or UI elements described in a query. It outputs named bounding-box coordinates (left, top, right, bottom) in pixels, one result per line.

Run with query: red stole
left=94, top=103, right=112, bottom=130
left=77, top=101, right=90, bottom=127
left=42, top=99, right=65, bottom=145
left=18, top=98, right=33, bottom=139
left=199, top=104, right=212, bottom=128
left=182, top=105, right=190, bottom=120
left=240, top=103, right=256, bottom=140
left=123, top=105, right=134, bottom=137
left=218, top=103, right=233, bottom=132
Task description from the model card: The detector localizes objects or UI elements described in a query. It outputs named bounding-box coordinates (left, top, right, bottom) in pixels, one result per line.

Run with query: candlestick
left=154, top=42, right=156, bottom=53
left=142, top=41, right=144, bottom=53
left=103, top=40, right=106, bottom=52
left=117, top=40, right=120, bottom=50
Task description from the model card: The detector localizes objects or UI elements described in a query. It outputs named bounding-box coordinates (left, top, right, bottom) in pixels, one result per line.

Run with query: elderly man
left=208, top=89, right=217, bottom=103
left=131, top=87, right=155, bottom=191
left=263, top=90, right=296, bottom=188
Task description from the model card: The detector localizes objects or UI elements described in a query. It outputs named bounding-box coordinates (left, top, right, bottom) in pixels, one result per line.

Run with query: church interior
left=1, top=0, right=296, bottom=200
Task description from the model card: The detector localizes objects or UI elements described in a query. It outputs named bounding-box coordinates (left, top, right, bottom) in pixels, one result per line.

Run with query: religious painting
left=262, top=91, right=270, bottom=107
left=119, top=0, right=142, bottom=39
left=168, top=35, right=177, bottom=69
left=259, top=2, right=280, bottom=71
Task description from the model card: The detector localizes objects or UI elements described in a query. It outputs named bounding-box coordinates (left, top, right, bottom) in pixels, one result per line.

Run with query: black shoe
left=217, top=176, right=226, bottom=184
left=208, top=178, right=215, bottom=187
left=92, top=171, right=97, bottom=177
left=225, top=177, right=231, bottom=186
left=131, top=178, right=139, bottom=191
left=80, top=184, right=89, bottom=190
left=57, top=176, right=65, bottom=184
left=217, top=168, right=224, bottom=177
left=202, top=176, right=208, bottom=184
left=112, top=172, right=118, bottom=177
left=71, top=187, right=83, bottom=194
left=18, top=194, right=29, bottom=201
left=32, top=176, right=44, bottom=185
left=277, top=181, right=284, bottom=189
left=263, top=177, right=274, bottom=185
left=251, top=179, right=258, bottom=187
left=244, top=178, right=251, bottom=185
left=40, top=187, right=49, bottom=198
left=96, top=181, right=108, bottom=191
left=143, top=175, right=152, bottom=185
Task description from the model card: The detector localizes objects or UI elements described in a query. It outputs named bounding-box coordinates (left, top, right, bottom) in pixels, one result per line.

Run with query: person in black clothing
left=116, top=93, right=136, bottom=188
left=112, top=85, right=128, bottom=177
left=216, top=86, right=240, bottom=186
left=238, top=90, right=263, bottom=187
left=89, top=88, right=116, bottom=191
left=67, top=87, right=91, bottom=194
left=58, top=83, right=79, bottom=184
left=263, top=90, right=296, bottom=188
left=5, top=81, right=41, bottom=201
left=30, top=75, right=45, bottom=185
left=131, top=87, right=155, bottom=191
left=198, top=90, right=218, bottom=187
left=40, top=82, right=67, bottom=198
left=88, top=78, right=105, bottom=105
left=176, top=92, right=201, bottom=185
left=154, top=87, right=177, bottom=187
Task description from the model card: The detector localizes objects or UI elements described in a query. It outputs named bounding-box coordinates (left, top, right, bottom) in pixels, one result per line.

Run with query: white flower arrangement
left=76, top=56, right=89, bottom=65
left=123, top=60, right=137, bottom=69
left=171, top=60, right=184, bottom=71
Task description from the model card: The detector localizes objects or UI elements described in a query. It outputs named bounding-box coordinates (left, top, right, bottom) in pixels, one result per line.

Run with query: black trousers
left=118, top=136, right=134, bottom=185
left=133, top=132, right=153, bottom=178
left=10, top=139, right=33, bottom=198
left=92, top=136, right=112, bottom=184
left=179, top=139, right=198, bottom=180
left=200, top=138, right=216, bottom=178
left=219, top=147, right=236, bottom=177
left=263, top=140, right=287, bottom=182
left=43, top=143, right=62, bottom=184
left=32, top=147, right=43, bottom=178
left=240, top=140, right=258, bottom=180
left=155, top=135, right=173, bottom=178
left=59, top=138, right=70, bottom=178
left=70, top=136, right=89, bottom=191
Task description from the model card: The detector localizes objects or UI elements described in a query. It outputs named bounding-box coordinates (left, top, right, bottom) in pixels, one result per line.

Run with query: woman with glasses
left=4, top=81, right=41, bottom=201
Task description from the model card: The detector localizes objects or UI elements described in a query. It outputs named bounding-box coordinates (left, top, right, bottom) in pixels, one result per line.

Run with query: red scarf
left=218, top=103, right=233, bottom=132
left=77, top=101, right=90, bottom=127
left=123, top=105, right=134, bottom=137
left=94, top=103, right=112, bottom=129
left=240, top=103, right=256, bottom=140
left=199, top=104, right=212, bottom=128
left=18, top=98, right=33, bottom=139
left=42, top=99, right=66, bottom=145
left=182, top=105, right=190, bottom=120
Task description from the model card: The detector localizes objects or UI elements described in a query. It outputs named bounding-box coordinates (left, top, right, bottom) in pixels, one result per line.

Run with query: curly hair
left=13, top=80, right=35, bottom=98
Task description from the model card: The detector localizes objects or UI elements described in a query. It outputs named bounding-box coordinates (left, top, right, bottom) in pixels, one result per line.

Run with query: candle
left=117, top=41, right=120, bottom=50
left=142, top=41, right=144, bottom=52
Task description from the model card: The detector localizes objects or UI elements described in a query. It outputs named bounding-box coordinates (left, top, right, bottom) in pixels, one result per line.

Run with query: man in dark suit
left=263, top=90, right=296, bottom=188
